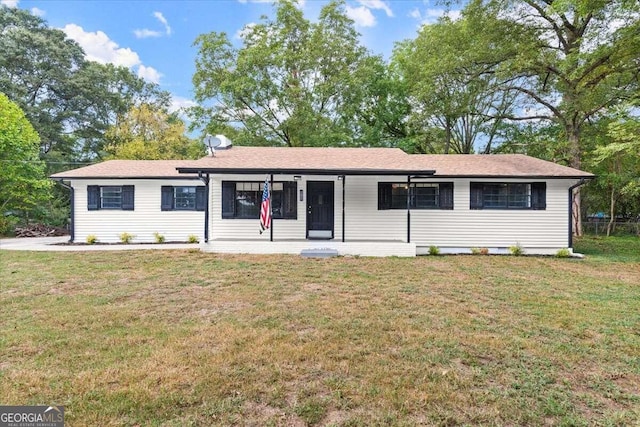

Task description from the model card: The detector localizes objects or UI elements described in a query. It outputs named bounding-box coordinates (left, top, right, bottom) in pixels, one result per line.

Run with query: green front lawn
left=1, top=237, right=639, bottom=425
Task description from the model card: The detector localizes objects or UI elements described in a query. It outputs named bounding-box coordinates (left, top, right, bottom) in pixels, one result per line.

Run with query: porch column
left=270, top=173, right=274, bottom=242
left=407, top=175, right=411, bottom=243
left=341, top=175, right=345, bottom=242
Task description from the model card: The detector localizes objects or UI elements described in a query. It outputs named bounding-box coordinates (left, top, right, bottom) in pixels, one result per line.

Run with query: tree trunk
left=606, top=186, right=616, bottom=237
left=567, top=125, right=583, bottom=236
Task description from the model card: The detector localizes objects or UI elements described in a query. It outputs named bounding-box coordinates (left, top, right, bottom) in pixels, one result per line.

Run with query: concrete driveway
left=0, top=236, right=199, bottom=251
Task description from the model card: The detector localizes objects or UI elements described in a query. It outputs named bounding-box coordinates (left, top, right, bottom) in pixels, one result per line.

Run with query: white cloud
left=358, top=0, right=393, bottom=17
left=346, top=5, right=376, bottom=28
left=409, top=8, right=461, bottom=25
left=153, top=11, right=172, bottom=35
left=63, top=23, right=141, bottom=67
left=0, top=0, right=19, bottom=7
left=31, top=7, right=45, bottom=16
left=134, top=28, right=162, bottom=39
left=137, top=65, right=162, bottom=84
left=237, top=0, right=305, bottom=7
left=169, top=96, right=197, bottom=114
left=235, top=22, right=257, bottom=40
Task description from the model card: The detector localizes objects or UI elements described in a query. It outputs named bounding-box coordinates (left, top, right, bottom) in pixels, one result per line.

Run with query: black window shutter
left=470, top=182, right=483, bottom=210
left=161, top=186, right=174, bottom=211
left=195, top=186, right=206, bottom=211
left=87, top=185, right=100, bottom=210
left=121, top=185, right=135, bottom=210
left=531, top=182, right=546, bottom=210
left=378, top=183, right=391, bottom=210
left=221, top=181, right=235, bottom=218
left=439, top=183, right=454, bottom=210
left=283, top=182, right=297, bottom=219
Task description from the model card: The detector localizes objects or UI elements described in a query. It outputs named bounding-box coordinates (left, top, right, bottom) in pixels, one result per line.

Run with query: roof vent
left=204, top=134, right=233, bottom=156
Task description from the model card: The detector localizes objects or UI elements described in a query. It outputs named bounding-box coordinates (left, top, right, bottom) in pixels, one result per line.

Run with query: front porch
left=201, top=239, right=417, bottom=257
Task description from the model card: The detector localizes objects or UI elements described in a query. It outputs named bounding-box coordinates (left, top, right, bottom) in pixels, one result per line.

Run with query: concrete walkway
left=0, top=236, right=200, bottom=251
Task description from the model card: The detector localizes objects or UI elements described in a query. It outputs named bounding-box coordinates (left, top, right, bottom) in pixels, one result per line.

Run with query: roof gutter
left=176, top=167, right=437, bottom=176
left=52, top=179, right=74, bottom=243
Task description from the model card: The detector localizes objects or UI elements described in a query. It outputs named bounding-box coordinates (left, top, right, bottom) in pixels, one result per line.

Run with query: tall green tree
left=472, top=0, right=640, bottom=232
left=105, top=104, right=204, bottom=160
left=393, top=12, right=522, bottom=154
left=0, top=93, right=51, bottom=233
left=587, top=112, right=640, bottom=235
left=0, top=6, right=170, bottom=163
left=192, top=0, right=384, bottom=147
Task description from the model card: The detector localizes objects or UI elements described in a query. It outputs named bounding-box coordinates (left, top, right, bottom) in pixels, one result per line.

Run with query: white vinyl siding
left=73, top=179, right=204, bottom=243
left=410, top=179, right=570, bottom=250
left=208, top=175, right=574, bottom=252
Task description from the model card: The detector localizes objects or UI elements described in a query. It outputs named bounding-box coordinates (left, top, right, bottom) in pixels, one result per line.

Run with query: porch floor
left=201, top=239, right=417, bottom=257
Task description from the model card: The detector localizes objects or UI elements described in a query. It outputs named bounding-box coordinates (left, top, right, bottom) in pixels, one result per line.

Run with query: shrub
left=86, top=234, right=98, bottom=244
left=471, top=247, right=490, bottom=255
left=428, top=245, right=440, bottom=256
left=153, top=232, right=165, bottom=244
left=119, top=232, right=135, bottom=244
left=187, top=234, right=199, bottom=244
left=509, top=243, right=524, bottom=256
left=556, top=248, right=571, bottom=258
left=0, top=215, right=19, bottom=236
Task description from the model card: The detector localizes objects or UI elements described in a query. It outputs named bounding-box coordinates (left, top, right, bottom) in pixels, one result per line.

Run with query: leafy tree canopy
left=0, top=92, right=52, bottom=224
left=105, top=104, right=205, bottom=160
left=192, top=0, right=387, bottom=147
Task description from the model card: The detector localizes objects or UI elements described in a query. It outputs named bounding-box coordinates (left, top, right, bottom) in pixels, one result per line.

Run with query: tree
left=472, top=0, right=640, bottom=233
left=192, top=0, right=384, bottom=147
left=0, top=6, right=171, bottom=163
left=105, top=104, right=204, bottom=160
left=392, top=12, right=522, bottom=154
left=0, top=5, right=85, bottom=157
left=588, top=112, right=640, bottom=235
left=0, top=93, right=52, bottom=233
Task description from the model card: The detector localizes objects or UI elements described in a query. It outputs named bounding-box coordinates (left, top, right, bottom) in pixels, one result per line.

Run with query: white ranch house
left=51, top=145, right=593, bottom=257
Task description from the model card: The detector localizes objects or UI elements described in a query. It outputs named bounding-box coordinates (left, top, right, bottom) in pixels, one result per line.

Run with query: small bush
left=187, top=234, right=199, bottom=244
left=153, top=232, right=165, bottom=244
left=509, top=243, right=524, bottom=256
left=0, top=215, right=19, bottom=236
left=556, top=248, right=571, bottom=258
left=471, top=247, right=490, bottom=255
left=86, top=234, right=98, bottom=244
left=428, top=245, right=440, bottom=256
left=119, top=232, right=135, bottom=244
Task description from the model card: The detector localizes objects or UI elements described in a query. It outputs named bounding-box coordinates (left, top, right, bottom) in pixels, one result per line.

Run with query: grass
left=1, top=236, right=639, bottom=426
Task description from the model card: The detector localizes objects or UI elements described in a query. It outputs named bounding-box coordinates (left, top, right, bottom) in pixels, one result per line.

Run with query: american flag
left=259, top=178, right=271, bottom=234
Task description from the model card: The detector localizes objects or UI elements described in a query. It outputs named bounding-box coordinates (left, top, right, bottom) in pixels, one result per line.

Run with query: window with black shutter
left=87, top=185, right=135, bottom=210
left=378, top=182, right=454, bottom=210
left=221, top=181, right=297, bottom=219
left=470, top=182, right=546, bottom=210
left=161, top=186, right=205, bottom=211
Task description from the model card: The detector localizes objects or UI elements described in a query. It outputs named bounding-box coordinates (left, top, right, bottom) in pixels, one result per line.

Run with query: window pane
left=101, top=186, right=122, bottom=209
left=508, top=184, right=530, bottom=208
left=483, top=184, right=508, bottom=208
left=175, top=186, right=197, bottom=210
left=235, top=190, right=260, bottom=218
left=482, top=183, right=531, bottom=209
left=413, top=184, right=439, bottom=208
left=391, top=184, right=408, bottom=209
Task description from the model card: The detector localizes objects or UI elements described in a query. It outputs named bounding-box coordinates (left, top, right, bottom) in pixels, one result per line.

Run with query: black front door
left=307, top=181, right=334, bottom=239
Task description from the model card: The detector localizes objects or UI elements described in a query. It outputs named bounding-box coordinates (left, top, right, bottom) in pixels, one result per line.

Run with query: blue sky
left=3, top=0, right=461, bottom=115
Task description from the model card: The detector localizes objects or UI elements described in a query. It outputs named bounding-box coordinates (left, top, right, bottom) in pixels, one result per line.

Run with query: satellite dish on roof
left=204, top=134, right=222, bottom=156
